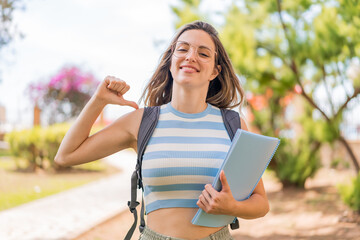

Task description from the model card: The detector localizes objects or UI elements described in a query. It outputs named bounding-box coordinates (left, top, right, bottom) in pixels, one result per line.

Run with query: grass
left=0, top=179, right=92, bottom=211
left=0, top=148, right=10, bottom=157
left=0, top=159, right=14, bottom=170
left=0, top=157, right=120, bottom=211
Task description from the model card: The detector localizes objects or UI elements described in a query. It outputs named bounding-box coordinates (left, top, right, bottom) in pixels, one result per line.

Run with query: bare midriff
left=146, top=208, right=223, bottom=239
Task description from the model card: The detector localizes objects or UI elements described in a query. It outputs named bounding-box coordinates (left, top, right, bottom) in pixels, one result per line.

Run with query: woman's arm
left=197, top=118, right=270, bottom=219
left=54, top=76, right=142, bottom=167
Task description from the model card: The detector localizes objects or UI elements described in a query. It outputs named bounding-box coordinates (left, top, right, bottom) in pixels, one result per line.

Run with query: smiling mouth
left=180, top=66, right=200, bottom=72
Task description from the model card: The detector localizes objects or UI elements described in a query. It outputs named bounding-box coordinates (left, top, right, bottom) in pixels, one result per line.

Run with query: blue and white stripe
left=142, top=102, right=231, bottom=214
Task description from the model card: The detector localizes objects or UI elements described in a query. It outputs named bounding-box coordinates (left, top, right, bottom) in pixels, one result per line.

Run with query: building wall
left=0, top=105, right=5, bottom=124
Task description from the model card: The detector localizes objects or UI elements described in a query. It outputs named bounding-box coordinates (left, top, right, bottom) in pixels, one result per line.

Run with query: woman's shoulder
left=113, top=107, right=145, bottom=122
left=215, top=106, right=248, bottom=131
left=109, top=108, right=145, bottom=136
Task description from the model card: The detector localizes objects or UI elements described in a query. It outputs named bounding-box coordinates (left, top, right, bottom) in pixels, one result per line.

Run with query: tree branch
left=291, top=61, right=331, bottom=122
left=256, top=43, right=290, bottom=67
left=276, top=0, right=288, bottom=34
left=321, top=65, right=336, bottom=116
left=338, top=135, right=360, bottom=172
left=335, top=60, right=351, bottom=99
left=333, top=87, right=360, bottom=121
left=276, top=0, right=330, bottom=122
left=276, top=0, right=359, bottom=173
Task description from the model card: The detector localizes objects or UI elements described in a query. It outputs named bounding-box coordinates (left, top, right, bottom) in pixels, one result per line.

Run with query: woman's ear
left=210, top=65, right=221, bottom=81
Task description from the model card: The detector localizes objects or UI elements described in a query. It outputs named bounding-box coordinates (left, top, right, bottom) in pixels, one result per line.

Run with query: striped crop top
left=142, top=102, right=232, bottom=214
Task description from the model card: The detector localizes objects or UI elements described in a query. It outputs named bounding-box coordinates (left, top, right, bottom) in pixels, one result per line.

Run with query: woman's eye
left=177, top=48, right=188, bottom=52
left=199, top=53, right=210, bottom=57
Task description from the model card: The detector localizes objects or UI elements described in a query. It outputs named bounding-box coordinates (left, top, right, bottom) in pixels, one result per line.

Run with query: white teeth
left=181, top=67, right=197, bottom=71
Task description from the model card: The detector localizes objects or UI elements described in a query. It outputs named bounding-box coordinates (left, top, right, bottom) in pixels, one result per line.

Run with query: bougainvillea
left=28, top=66, right=99, bottom=124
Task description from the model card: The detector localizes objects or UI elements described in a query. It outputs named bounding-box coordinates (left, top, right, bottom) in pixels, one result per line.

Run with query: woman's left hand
left=197, top=170, right=235, bottom=215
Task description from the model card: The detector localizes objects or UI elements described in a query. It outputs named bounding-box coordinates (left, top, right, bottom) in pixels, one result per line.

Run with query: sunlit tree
left=171, top=0, right=360, bottom=186
left=28, top=66, right=99, bottom=124
left=0, top=0, right=25, bottom=82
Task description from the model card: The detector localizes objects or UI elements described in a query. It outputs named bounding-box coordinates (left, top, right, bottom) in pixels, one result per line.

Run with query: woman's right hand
left=94, top=76, right=139, bottom=109
left=55, top=76, right=141, bottom=167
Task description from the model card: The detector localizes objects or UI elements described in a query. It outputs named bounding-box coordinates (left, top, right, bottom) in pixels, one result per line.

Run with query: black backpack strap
left=220, top=108, right=241, bottom=140
left=124, top=170, right=140, bottom=240
left=125, top=106, right=160, bottom=240
left=140, top=196, right=145, bottom=231
left=220, top=108, right=241, bottom=230
left=136, top=106, right=160, bottom=186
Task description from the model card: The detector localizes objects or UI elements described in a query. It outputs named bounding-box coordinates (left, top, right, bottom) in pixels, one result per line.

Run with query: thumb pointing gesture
left=95, top=76, right=139, bottom=109
left=115, top=93, right=139, bottom=109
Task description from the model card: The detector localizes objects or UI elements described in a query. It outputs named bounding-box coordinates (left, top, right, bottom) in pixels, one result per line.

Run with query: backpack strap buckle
left=230, top=218, right=240, bottom=229
left=127, top=201, right=140, bottom=213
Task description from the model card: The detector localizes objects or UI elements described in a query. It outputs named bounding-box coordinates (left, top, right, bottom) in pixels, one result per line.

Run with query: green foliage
left=330, top=157, right=350, bottom=169
left=0, top=160, right=111, bottom=211
left=170, top=0, right=360, bottom=186
left=5, top=123, right=70, bottom=171
left=221, top=5, right=257, bottom=78
left=0, top=148, right=10, bottom=157
left=0, top=0, right=24, bottom=48
left=0, top=159, right=14, bottom=170
left=246, top=95, right=322, bottom=187
left=273, top=137, right=321, bottom=188
left=4, top=123, right=105, bottom=171
left=331, top=158, right=341, bottom=169
left=171, top=0, right=203, bottom=29
left=0, top=179, right=90, bottom=211
left=219, top=0, right=360, bottom=126
left=0, top=0, right=24, bottom=83
left=299, top=104, right=341, bottom=143
left=338, top=172, right=360, bottom=212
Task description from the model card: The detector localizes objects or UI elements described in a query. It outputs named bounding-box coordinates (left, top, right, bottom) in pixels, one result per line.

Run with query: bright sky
left=0, top=0, right=178, bottom=129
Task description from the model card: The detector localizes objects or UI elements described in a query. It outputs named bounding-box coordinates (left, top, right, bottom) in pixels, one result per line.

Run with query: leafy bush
left=272, top=137, right=321, bottom=188
left=247, top=94, right=323, bottom=188
left=338, top=173, right=360, bottom=213
left=5, top=123, right=70, bottom=171
left=5, top=123, right=105, bottom=171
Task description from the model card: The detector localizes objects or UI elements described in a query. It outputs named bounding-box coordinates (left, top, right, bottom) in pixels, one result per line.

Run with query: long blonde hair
left=141, top=21, right=245, bottom=110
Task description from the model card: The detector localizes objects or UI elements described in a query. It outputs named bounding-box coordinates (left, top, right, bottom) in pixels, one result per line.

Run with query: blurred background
left=0, top=0, right=360, bottom=239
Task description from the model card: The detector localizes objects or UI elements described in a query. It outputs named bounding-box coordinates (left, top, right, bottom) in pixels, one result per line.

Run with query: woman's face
left=170, top=29, right=219, bottom=90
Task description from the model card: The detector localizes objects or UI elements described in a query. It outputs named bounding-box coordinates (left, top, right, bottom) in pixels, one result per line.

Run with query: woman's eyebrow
left=177, top=41, right=213, bottom=51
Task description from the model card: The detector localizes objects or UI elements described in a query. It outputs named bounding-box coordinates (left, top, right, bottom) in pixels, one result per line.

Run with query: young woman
left=55, top=21, right=269, bottom=240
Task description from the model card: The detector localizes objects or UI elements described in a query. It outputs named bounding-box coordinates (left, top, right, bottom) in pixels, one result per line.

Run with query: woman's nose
left=185, top=47, right=197, bottom=62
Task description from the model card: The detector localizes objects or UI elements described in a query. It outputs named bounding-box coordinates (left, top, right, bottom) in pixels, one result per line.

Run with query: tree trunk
left=33, top=104, right=41, bottom=126
left=338, top=136, right=360, bottom=173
